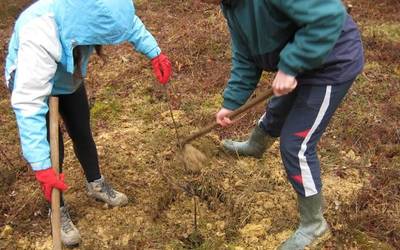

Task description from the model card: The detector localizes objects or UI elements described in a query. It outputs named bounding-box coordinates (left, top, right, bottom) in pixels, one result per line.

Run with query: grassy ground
left=0, top=0, right=399, bottom=249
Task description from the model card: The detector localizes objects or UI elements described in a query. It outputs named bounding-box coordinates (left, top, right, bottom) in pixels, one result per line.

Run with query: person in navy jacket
left=201, top=0, right=364, bottom=248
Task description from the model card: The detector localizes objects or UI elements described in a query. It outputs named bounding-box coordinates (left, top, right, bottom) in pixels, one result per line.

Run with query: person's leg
left=58, top=84, right=101, bottom=182
left=259, top=91, right=298, bottom=137
left=59, top=84, right=128, bottom=207
left=223, top=90, right=297, bottom=158
left=278, top=80, right=353, bottom=249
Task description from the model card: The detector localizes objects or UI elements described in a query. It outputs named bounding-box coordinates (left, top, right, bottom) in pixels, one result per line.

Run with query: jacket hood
left=53, top=0, right=136, bottom=73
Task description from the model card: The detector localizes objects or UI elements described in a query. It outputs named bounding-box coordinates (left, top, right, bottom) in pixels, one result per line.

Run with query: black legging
left=46, top=84, right=101, bottom=183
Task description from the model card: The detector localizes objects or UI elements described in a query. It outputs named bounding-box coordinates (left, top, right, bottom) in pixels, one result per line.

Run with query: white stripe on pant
left=298, top=85, right=332, bottom=197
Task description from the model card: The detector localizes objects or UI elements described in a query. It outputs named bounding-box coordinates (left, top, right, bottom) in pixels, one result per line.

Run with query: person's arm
left=11, top=20, right=60, bottom=171
left=217, top=21, right=262, bottom=126
left=271, top=0, right=346, bottom=77
left=127, top=13, right=171, bottom=84
left=223, top=27, right=262, bottom=110
left=12, top=19, right=68, bottom=201
left=128, top=14, right=161, bottom=60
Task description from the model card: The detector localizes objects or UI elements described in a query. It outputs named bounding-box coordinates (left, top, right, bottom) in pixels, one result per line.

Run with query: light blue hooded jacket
left=4, top=0, right=161, bottom=171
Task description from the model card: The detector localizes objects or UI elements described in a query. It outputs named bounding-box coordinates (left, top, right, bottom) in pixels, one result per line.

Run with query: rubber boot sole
left=222, top=141, right=264, bottom=159
left=306, top=229, right=332, bottom=250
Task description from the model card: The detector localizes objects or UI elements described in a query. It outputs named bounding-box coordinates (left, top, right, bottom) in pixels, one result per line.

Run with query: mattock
left=182, top=88, right=274, bottom=145
left=49, top=96, right=62, bottom=250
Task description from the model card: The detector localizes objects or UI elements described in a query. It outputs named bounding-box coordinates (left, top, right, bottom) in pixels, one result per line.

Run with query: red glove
left=151, top=53, right=172, bottom=85
left=35, top=168, right=68, bottom=202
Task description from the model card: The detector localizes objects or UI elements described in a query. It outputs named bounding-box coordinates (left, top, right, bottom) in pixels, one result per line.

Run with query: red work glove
left=151, top=53, right=172, bottom=85
left=35, top=168, right=68, bottom=202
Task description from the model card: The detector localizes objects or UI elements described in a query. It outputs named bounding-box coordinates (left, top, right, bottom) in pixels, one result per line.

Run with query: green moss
left=130, top=100, right=161, bottom=123
left=134, top=0, right=147, bottom=6
left=199, top=94, right=223, bottom=114
left=166, top=240, right=186, bottom=250
left=193, top=239, right=225, bottom=250
left=147, top=127, right=174, bottom=148
left=207, top=40, right=227, bottom=56
left=363, top=22, right=400, bottom=43
left=363, top=61, right=381, bottom=71
left=91, top=99, right=121, bottom=122
left=351, top=230, right=395, bottom=250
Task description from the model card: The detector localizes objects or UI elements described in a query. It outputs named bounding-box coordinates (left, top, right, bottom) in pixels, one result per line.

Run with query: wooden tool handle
left=49, top=96, right=62, bottom=250
left=182, top=88, right=274, bottom=145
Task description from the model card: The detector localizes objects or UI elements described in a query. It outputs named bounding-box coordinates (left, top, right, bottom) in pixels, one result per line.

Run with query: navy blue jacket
left=221, top=0, right=364, bottom=110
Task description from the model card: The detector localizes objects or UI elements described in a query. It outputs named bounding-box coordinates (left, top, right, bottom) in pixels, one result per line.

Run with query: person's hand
left=272, top=70, right=297, bottom=96
left=35, top=168, right=68, bottom=202
left=151, top=53, right=172, bottom=85
left=216, top=108, right=234, bottom=127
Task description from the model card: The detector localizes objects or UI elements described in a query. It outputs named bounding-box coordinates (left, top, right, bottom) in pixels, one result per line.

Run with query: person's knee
left=279, top=134, right=298, bottom=159
left=71, top=132, right=95, bottom=148
left=67, top=125, right=92, bottom=142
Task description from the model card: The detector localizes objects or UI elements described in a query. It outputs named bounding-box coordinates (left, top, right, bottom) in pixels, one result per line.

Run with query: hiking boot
left=278, top=193, right=331, bottom=250
left=86, top=176, right=128, bottom=207
left=223, top=125, right=274, bottom=158
left=59, top=206, right=81, bottom=247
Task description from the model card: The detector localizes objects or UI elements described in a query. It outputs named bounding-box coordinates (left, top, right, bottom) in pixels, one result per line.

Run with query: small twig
left=164, top=86, right=183, bottom=150
left=194, top=196, right=198, bottom=231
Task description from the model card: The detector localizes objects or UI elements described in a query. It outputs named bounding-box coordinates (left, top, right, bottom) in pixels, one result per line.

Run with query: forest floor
left=0, top=0, right=399, bottom=249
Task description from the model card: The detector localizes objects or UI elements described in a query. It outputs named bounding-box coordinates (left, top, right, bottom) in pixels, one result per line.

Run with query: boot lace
left=100, top=180, right=116, bottom=199
left=61, top=207, right=74, bottom=233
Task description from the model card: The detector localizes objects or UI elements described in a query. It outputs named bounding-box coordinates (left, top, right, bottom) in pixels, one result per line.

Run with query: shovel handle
left=49, top=96, right=62, bottom=250
left=182, top=88, right=274, bottom=145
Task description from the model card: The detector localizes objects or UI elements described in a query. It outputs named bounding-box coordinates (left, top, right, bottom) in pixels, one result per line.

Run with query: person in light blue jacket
left=5, top=0, right=171, bottom=246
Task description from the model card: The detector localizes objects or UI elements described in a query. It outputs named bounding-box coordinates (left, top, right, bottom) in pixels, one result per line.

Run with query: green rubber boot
left=279, top=193, right=331, bottom=250
left=223, top=125, right=274, bottom=158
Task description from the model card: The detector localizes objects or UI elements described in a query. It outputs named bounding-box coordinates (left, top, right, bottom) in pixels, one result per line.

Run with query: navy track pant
left=259, top=80, right=354, bottom=197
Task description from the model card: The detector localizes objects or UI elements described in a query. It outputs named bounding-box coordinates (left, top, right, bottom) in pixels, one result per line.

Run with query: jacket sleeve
left=11, top=22, right=60, bottom=171
left=223, top=26, right=262, bottom=110
left=128, top=14, right=161, bottom=60
left=271, top=0, right=346, bottom=76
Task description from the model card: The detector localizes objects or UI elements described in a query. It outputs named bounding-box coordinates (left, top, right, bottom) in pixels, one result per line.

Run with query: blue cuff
left=146, top=47, right=161, bottom=60
left=223, top=98, right=241, bottom=111
left=31, top=158, right=52, bottom=171
left=278, top=60, right=298, bottom=77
